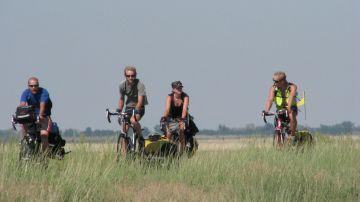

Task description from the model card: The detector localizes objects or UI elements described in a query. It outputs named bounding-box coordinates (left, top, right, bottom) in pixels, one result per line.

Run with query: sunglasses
left=28, top=84, right=39, bottom=88
left=126, top=74, right=136, bottom=78
left=273, top=79, right=284, bottom=83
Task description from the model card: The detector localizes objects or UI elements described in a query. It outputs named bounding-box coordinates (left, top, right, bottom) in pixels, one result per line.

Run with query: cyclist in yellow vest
left=264, top=71, right=298, bottom=135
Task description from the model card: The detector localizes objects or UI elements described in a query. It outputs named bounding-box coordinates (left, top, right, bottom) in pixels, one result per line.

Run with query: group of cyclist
left=17, top=67, right=299, bottom=153
left=118, top=66, right=196, bottom=153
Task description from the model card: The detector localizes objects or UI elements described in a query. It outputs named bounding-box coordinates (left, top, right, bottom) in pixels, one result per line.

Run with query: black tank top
left=169, top=92, right=188, bottom=118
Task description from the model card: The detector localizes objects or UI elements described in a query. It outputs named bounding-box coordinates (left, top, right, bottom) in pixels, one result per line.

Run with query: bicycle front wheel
left=116, top=132, right=129, bottom=161
left=273, top=131, right=285, bottom=149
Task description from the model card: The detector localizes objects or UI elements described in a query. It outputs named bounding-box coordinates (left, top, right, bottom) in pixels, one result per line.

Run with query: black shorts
left=291, top=106, right=298, bottom=115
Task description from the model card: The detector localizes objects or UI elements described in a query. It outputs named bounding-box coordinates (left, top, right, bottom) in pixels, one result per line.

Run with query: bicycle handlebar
left=262, top=110, right=275, bottom=124
left=106, top=109, right=128, bottom=123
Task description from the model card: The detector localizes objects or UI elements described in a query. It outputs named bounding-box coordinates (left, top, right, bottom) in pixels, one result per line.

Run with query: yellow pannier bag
left=294, top=130, right=314, bottom=145
left=144, top=135, right=175, bottom=155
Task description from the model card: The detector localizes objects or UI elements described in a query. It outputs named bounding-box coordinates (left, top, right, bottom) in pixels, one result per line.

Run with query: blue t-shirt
left=20, top=88, right=52, bottom=116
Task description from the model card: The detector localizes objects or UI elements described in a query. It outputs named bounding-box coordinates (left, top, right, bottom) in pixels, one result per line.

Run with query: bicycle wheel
left=127, top=127, right=139, bottom=153
left=19, top=138, right=41, bottom=161
left=116, top=132, right=129, bottom=161
left=19, top=138, right=31, bottom=161
left=273, top=131, right=284, bottom=149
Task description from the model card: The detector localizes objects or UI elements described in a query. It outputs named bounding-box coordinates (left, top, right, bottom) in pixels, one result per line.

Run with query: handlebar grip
left=262, top=111, right=267, bottom=124
left=106, top=109, right=112, bottom=123
left=11, top=116, right=17, bottom=131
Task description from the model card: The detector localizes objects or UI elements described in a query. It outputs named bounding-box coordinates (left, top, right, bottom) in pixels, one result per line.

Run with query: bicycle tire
left=273, top=130, right=285, bottom=149
left=19, top=138, right=41, bottom=161
left=116, top=132, right=128, bottom=161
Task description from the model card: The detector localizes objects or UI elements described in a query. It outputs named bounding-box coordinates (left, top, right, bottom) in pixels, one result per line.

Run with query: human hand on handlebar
left=160, top=116, right=167, bottom=123
left=134, top=109, right=140, bottom=115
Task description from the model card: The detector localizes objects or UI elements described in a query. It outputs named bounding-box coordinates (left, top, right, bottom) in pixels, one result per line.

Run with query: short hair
left=124, top=66, right=137, bottom=76
left=273, top=71, right=286, bottom=81
left=28, top=77, right=39, bottom=84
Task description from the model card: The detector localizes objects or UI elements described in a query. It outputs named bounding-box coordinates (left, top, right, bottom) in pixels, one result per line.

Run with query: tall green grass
left=0, top=136, right=359, bottom=201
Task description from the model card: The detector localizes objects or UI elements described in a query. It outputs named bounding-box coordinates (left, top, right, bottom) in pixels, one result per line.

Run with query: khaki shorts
left=166, top=119, right=185, bottom=135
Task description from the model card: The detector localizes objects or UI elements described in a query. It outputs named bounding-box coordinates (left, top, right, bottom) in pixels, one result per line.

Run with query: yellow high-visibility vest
left=274, top=85, right=297, bottom=109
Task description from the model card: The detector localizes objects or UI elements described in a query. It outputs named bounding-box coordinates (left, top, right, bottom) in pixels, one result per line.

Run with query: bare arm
left=136, top=95, right=144, bottom=111
left=19, top=102, right=27, bottom=107
left=163, top=96, right=172, bottom=117
left=182, top=96, right=189, bottom=119
left=118, top=97, right=124, bottom=111
left=287, top=84, right=297, bottom=112
left=265, top=86, right=275, bottom=112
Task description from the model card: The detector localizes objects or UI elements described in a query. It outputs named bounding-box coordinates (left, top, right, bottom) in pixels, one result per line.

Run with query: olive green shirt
left=119, top=79, right=148, bottom=108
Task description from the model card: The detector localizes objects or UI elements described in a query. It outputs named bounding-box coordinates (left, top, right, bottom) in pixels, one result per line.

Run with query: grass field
left=1, top=135, right=359, bottom=201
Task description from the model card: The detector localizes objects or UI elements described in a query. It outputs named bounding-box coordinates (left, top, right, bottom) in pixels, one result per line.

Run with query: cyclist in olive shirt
left=118, top=66, right=148, bottom=148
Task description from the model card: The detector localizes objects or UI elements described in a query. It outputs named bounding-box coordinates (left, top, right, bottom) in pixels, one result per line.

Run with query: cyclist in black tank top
left=161, top=81, right=189, bottom=152
left=168, top=92, right=188, bottom=118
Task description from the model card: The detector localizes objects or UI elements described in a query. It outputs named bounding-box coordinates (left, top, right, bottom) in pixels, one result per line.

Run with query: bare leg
left=165, top=123, right=172, bottom=140
left=178, top=121, right=186, bottom=152
left=130, top=115, right=142, bottom=138
left=40, top=130, right=49, bottom=152
left=130, top=115, right=144, bottom=150
left=289, top=111, right=297, bottom=135
left=166, top=133, right=172, bottom=140
left=119, top=124, right=129, bottom=157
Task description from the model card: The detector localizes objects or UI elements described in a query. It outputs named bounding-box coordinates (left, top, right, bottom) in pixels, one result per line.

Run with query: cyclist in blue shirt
left=20, top=77, right=53, bottom=151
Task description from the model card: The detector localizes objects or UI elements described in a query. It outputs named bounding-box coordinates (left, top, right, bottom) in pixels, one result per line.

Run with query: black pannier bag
left=14, top=106, right=36, bottom=124
left=49, top=122, right=66, bottom=147
left=185, top=115, right=199, bottom=136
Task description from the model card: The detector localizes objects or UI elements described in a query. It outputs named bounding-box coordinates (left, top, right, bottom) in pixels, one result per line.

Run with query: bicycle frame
left=106, top=109, right=138, bottom=155
left=262, top=110, right=290, bottom=148
left=12, top=120, right=66, bottom=161
left=119, top=115, right=137, bottom=152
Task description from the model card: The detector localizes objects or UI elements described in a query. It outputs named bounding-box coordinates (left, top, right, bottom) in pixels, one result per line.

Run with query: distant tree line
left=199, top=121, right=360, bottom=136
left=0, top=121, right=359, bottom=141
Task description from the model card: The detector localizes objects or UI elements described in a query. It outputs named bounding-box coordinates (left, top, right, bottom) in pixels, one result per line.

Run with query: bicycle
left=12, top=106, right=67, bottom=162
left=262, top=110, right=314, bottom=149
left=106, top=109, right=144, bottom=161
left=160, top=118, right=198, bottom=158
left=262, top=109, right=290, bottom=149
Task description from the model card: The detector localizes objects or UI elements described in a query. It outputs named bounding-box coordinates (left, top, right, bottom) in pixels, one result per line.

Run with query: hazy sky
left=1, top=0, right=359, bottom=130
